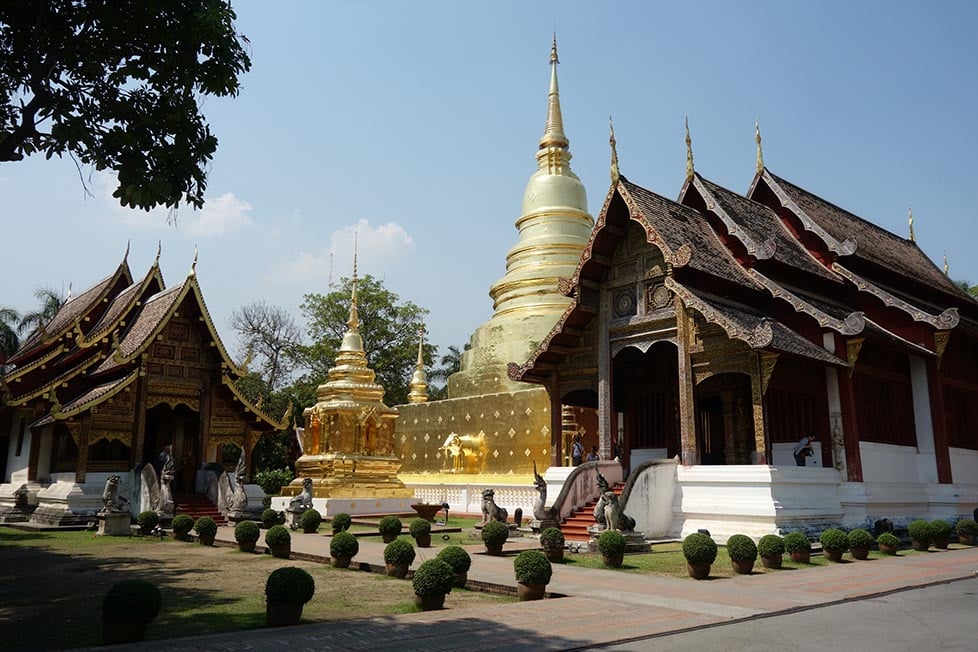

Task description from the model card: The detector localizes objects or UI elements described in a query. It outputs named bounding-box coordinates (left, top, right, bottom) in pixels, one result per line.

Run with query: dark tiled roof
left=32, top=372, right=138, bottom=426
left=85, top=282, right=142, bottom=342
left=94, top=283, right=184, bottom=374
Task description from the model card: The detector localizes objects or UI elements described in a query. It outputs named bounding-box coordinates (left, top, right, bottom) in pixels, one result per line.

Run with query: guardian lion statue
left=601, top=490, right=636, bottom=533
left=288, top=477, right=314, bottom=512
left=101, top=475, right=130, bottom=514
left=480, top=488, right=508, bottom=525
left=532, top=461, right=557, bottom=523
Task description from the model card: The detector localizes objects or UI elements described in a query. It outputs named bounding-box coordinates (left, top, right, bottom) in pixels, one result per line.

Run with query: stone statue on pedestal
left=229, top=454, right=248, bottom=513
left=100, top=475, right=130, bottom=514
left=157, top=454, right=175, bottom=519
left=530, top=461, right=558, bottom=532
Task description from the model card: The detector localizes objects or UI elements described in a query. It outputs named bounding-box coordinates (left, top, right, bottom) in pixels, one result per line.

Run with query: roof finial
left=550, top=31, right=558, bottom=64
left=539, top=34, right=569, bottom=150
left=154, top=240, right=161, bottom=265
left=609, top=115, right=620, bottom=186
left=65, top=282, right=72, bottom=302
left=347, top=231, right=359, bottom=332
left=408, top=322, right=429, bottom=403
left=908, top=206, right=915, bottom=242
left=685, top=116, right=695, bottom=181
left=943, top=253, right=949, bottom=277
left=416, top=323, right=426, bottom=366
left=124, top=239, right=130, bottom=263
left=755, top=120, right=764, bottom=174
left=190, top=244, right=198, bottom=276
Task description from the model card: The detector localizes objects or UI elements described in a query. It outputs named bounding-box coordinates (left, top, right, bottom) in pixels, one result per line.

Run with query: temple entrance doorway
left=695, top=373, right=754, bottom=465
left=144, top=403, right=200, bottom=494
left=613, top=342, right=679, bottom=469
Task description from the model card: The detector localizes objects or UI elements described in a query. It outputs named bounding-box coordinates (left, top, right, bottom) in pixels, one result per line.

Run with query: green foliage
left=929, top=519, right=952, bottom=540
left=877, top=532, right=900, bottom=548
left=411, top=559, right=455, bottom=597
left=264, top=524, right=291, bottom=547
left=193, top=516, right=217, bottom=538
left=481, top=520, right=509, bottom=546
left=102, top=580, right=161, bottom=624
left=261, top=508, right=280, bottom=528
left=682, top=532, right=718, bottom=565
left=330, top=531, right=359, bottom=559
left=956, top=518, right=978, bottom=536
left=299, top=509, right=322, bottom=532
left=436, top=545, right=472, bottom=573
left=234, top=520, right=260, bottom=543
left=783, top=532, right=811, bottom=553
left=264, top=567, right=315, bottom=606
left=757, top=534, right=785, bottom=557
left=907, top=519, right=933, bottom=544
left=383, top=538, right=416, bottom=567
left=819, top=528, right=849, bottom=552
left=725, top=534, right=757, bottom=562
left=300, top=275, right=433, bottom=406
left=378, top=516, right=403, bottom=538
left=0, top=0, right=251, bottom=211
left=171, top=514, right=194, bottom=535
left=540, top=527, right=565, bottom=551
left=513, top=550, right=552, bottom=585
left=254, top=469, right=294, bottom=496
left=409, top=518, right=431, bottom=539
left=16, top=288, right=63, bottom=338
left=597, top=530, right=626, bottom=556
left=0, top=305, right=20, bottom=359
left=331, top=513, right=352, bottom=533
left=847, top=528, right=874, bottom=549
left=136, top=511, right=159, bottom=530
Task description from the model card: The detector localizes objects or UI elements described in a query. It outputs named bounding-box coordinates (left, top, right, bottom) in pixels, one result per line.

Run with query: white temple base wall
left=406, top=483, right=536, bottom=518
left=269, top=495, right=417, bottom=517
left=31, top=472, right=134, bottom=526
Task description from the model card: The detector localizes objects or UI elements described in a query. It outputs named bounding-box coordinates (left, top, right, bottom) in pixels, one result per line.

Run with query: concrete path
left=101, top=528, right=978, bottom=651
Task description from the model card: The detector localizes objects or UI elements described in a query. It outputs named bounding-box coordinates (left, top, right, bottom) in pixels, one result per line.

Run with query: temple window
left=945, top=386, right=978, bottom=450
left=89, top=439, right=131, bottom=464
left=51, top=425, right=79, bottom=472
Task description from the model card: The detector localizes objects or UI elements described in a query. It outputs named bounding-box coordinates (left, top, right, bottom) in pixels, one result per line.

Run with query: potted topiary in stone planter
left=907, top=519, right=933, bottom=551
left=265, top=566, right=315, bottom=627
left=194, top=516, right=218, bottom=546
left=481, top=520, right=509, bottom=556
left=409, top=518, right=432, bottom=548
left=299, top=509, right=322, bottom=534
left=540, top=527, right=565, bottom=563
left=265, top=524, right=292, bottom=559
left=102, top=579, right=161, bottom=645
left=726, top=534, right=757, bottom=574
left=847, top=528, right=873, bottom=560
left=137, top=511, right=159, bottom=536
left=819, top=528, right=848, bottom=562
left=384, top=538, right=416, bottom=578
left=234, top=520, right=261, bottom=553
left=331, top=512, right=352, bottom=534
left=330, top=530, right=359, bottom=568
left=171, top=514, right=194, bottom=542
left=437, top=545, right=472, bottom=588
left=513, top=550, right=552, bottom=601
left=783, top=532, right=812, bottom=564
left=877, top=532, right=900, bottom=555
left=930, top=519, right=951, bottom=549
left=956, top=518, right=978, bottom=546
left=682, top=532, right=717, bottom=579
left=757, top=534, right=785, bottom=569
left=598, top=530, right=626, bottom=568
left=262, top=508, right=279, bottom=529
left=411, top=559, right=455, bottom=611
left=378, top=516, right=403, bottom=543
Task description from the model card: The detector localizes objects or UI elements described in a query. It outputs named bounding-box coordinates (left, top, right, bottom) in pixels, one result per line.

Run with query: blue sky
left=3, top=1, right=976, bottom=364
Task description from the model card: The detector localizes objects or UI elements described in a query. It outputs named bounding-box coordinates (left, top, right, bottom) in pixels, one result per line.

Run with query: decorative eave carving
left=751, top=270, right=865, bottom=335
left=1, top=344, right=65, bottom=383
left=52, top=371, right=139, bottom=420
left=5, top=355, right=102, bottom=406
left=759, top=352, right=779, bottom=395
left=508, top=298, right=582, bottom=383
left=762, top=169, right=857, bottom=256
left=846, top=337, right=865, bottom=377
left=833, top=263, right=960, bottom=330
left=934, top=331, right=951, bottom=369
left=692, top=175, right=776, bottom=260
left=221, top=373, right=293, bottom=430
left=557, top=277, right=576, bottom=298
left=665, top=277, right=774, bottom=349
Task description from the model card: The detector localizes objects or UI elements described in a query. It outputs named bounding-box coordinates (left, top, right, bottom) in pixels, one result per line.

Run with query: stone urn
left=269, top=543, right=291, bottom=559
left=823, top=549, right=844, bottom=562
left=385, top=563, right=408, bottom=579
left=332, top=555, right=353, bottom=569
left=414, top=593, right=446, bottom=611
left=517, top=583, right=546, bottom=601
left=238, top=540, right=257, bottom=554
left=602, top=552, right=624, bottom=569
left=910, top=539, right=930, bottom=552
left=544, top=548, right=564, bottom=563
left=789, top=550, right=810, bottom=564
left=484, top=543, right=504, bottom=556
left=452, top=572, right=467, bottom=589
left=382, top=533, right=397, bottom=544
left=959, top=534, right=977, bottom=546
left=197, top=534, right=215, bottom=547
left=730, top=559, right=754, bottom=575
left=415, top=534, right=432, bottom=548
left=411, top=504, right=443, bottom=522
left=760, top=555, right=782, bottom=570
left=879, top=542, right=899, bottom=555
left=933, top=536, right=949, bottom=550
left=687, top=563, right=711, bottom=580
left=850, top=546, right=870, bottom=560
left=266, top=603, right=303, bottom=627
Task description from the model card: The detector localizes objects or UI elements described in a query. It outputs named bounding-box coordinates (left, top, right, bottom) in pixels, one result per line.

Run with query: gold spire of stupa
left=908, top=206, right=915, bottom=242
left=340, top=233, right=363, bottom=353
left=539, top=33, right=569, bottom=150
left=755, top=120, right=764, bottom=174
left=685, top=117, right=695, bottom=181
left=408, top=323, right=429, bottom=404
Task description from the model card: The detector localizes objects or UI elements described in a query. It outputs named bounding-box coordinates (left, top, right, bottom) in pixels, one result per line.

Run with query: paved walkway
left=103, top=528, right=978, bottom=651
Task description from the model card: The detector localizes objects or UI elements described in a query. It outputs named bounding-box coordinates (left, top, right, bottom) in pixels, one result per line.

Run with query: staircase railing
left=550, top=461, right=623, bottom=523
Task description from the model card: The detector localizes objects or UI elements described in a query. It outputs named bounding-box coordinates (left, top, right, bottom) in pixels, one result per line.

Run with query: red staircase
left=174, top=494, right=226, bottom=526
left=561, top=482, right=625, bottom=542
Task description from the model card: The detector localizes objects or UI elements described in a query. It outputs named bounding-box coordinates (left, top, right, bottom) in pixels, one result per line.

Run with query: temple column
left=548, top=375, right=563, bottom=466
left=74, top=421, right=90, bottom=484
left=925, top=357, right=952, bottom=483
left=835, top=335, right=864, bottom=482
left=27, top=422, right=41, bottom=482
left=675, top=297, right=697, bottom=466
left=133, top=370, right=148, bottom=465
left=244, top=430, right=254, bottom=481
left=597, top=289, right=613, bottom=460
left=749, top=353, right=767, bottom=464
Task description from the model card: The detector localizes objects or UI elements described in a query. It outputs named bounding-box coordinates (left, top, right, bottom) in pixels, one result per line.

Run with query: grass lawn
left=0, top=526, right=513, bottom=651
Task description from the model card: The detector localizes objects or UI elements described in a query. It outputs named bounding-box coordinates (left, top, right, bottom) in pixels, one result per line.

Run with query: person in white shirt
left=793, top=434, right=816, bottom=467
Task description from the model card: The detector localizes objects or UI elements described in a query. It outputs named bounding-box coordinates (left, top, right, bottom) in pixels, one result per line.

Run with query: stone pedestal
left=529, top=518, right=558, bottom=533
left=227, top=511, right=253, bottom=527
left=586, top=526, right=651, bottom=553
left=97, top=512, right=132, bottom=537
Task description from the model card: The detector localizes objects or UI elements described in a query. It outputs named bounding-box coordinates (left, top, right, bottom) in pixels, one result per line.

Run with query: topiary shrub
left=265, top=567, right=315, bottom=606
left=908, top=519, right=933, bottom=545
left=262, top=508, right=279, bottom=529
left=847, top=528, right=874, bottom=550
left=877, top=532, right=900, bottom=553
left=819, top=528, right=849, bottom=553
left=957, top=518, right=978, bottom=536
left=409, top=518, right=431, bottom=539
left=540, top=527, right=565, bottom=551
left=137, top=511, right=159, bottom=532
left=682, top=532, right=718, bottom=565
left=171, top=514, right=194, bottom=536
left=411, top=559, right=455, bottom=596
left=597, top=530, right=626, bottom=557
left=383, top=538, right=416, bottom=567
left=299, top=509, right=322, bottom=533
left=437, top=545, right=472, bottom=573
left=330, top=531, right=359, bottom=559
left=378, top=516, right=403, bottom=539
left=194, top=516, right=217, bottom=538
left=783, top=532, right=811, bottom=553
left=254, top=468, right=294, bottom=496
left=265, top=524, right=291, bottom=547
left=234, top=520, right=261, bottom=543
left=757, top=534, right=785, bottom=557
left=726, top=534, right=758, bottom=562
left=481, top=520, right=509, bottom=546
left=103, top=580, right=162, bottom=624
left=331, top=512, right=352, bottom=533
left=930, top=519, right=952, bottom=541
left=513, top=550, right=552, bottom=585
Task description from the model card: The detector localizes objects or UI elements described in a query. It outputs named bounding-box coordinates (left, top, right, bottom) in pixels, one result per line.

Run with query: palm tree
left=0, top=305, right=20, bottom=362
left=17, top=287, right=65, bottom=337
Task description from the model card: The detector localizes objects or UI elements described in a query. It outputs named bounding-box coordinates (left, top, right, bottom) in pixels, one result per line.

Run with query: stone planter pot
left=850, top=546, right=869, bottom=560
left=731, top=559, right=754, bottom=574
left=517, top=583, right=547, bottom=601
left=911, top=539, right=930, bottom=552
left=959, top=534, right=977, bottom=546
left=933, top=537, right=949, bottom=550
left=760, top=554, right=782, bottom=569
left=544, top=548, right=564, bottom=563
left=484, top=543, right=504, bottom=556
left=385, top=563, right=408, bottom=579
left=198, top=534, right=215, bottom=546
left=823, top=549, right=844, bottom=562
left=879, top=543, right=899, bottom=555
left=602, top=552, right=624, bottom=568
left=269, top=543, right=291, bottom=559
left=414, top=534, right=432, bottom=548
left=332, top=555, right=352, bottom=569
left=238, top=540, right=257, bottom=553
left=687, top=562, right=711, bottom=579
left=411, top=504, right=442, bottom=522
left=789, top=550, right=811, bottom=564
left=266, top=603, right=303, bottom=627
left=103, top=620, right=148, bottom=645
left=414, top=592, right=446, bottom=611
left=302, top=526, right=318, bottom=535
left=452, top=571, right=467, bottom=589
left=382, top=533, right=397, bottom=544
left=172, top=532, right=190, bottom=542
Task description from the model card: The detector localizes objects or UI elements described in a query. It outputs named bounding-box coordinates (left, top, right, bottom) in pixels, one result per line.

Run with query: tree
left=300, top=275, right=434, bottom=406
left=17, top=287, right=63, bottom=336
left=428, top=343, right=469, bottom=400
left=0, top=305, right=20, bottom=361
left=230, top=301, right=301, bottom=392
left=0, top=1, right=251, bottom=211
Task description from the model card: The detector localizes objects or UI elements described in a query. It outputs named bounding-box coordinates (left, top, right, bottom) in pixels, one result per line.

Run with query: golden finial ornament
left=550, top=31, right=559, bottom=64
left=944, top=253, right=949, bottom=277
left=609, top=115, right=620, bottom=186
left=347, top=232, right=359, bottom=333
left=539, top=33, right=569, bottom=150
left=408, top=323, right=429, bottom=403
left=190, top=244, right=198, bottom=275
left=908, top=206, right=915, bottom=242
left=685, top=116, right=695, bottom=181
left=755, top=120, right=764, bottom=174
left=154, top=240, right=161, bottom=265
left=123, top=239, right=130, bottom=263
left=65, top=282, right=72, bottom=302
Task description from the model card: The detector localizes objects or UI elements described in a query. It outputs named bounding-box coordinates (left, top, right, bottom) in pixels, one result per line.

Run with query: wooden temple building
left=0, top=249, right=289, bottom=525
left=510, top=125, right=978, bottom=537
